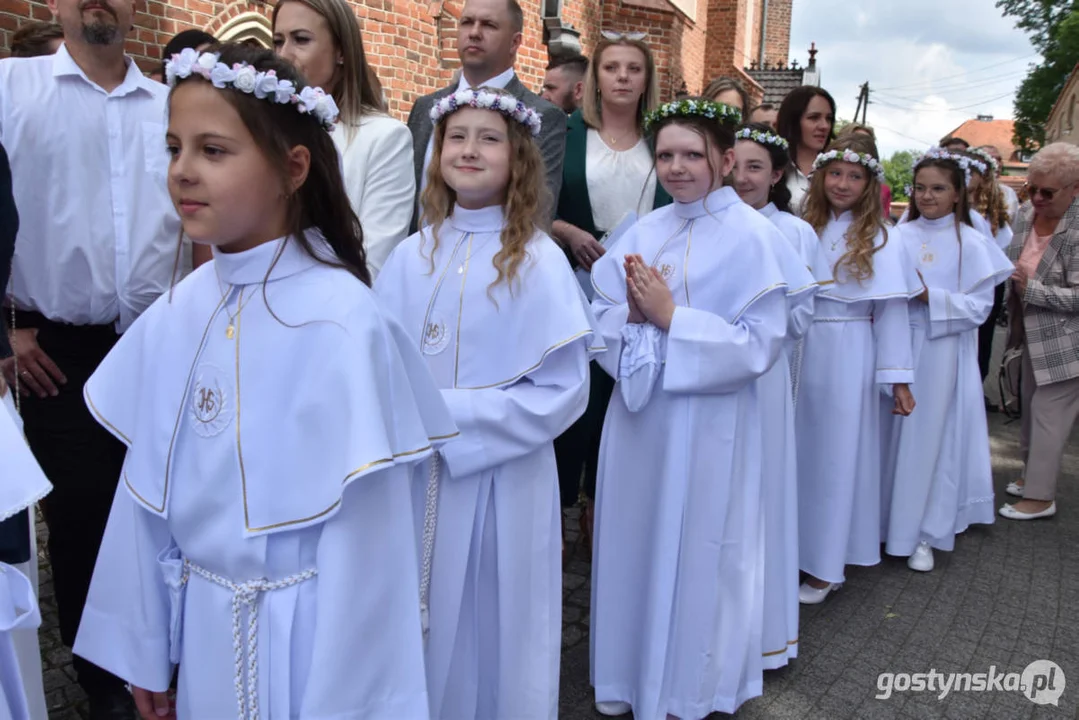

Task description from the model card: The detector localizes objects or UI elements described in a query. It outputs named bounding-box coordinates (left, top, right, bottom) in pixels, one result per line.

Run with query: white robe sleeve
left=925, top=282, right=994, bottom=339
left=438, top=342, right=589, bottom=478
left=591, top=295, right=631, bottom=379
left=871, top=297, right=915, bottom=386
left=617, top=323, right=664, bottom=412
left=994, top=224, right=1014, bottom=251
left=73, top=486, right=175, bottom=693
left=662, top=289, right=788, bottom=395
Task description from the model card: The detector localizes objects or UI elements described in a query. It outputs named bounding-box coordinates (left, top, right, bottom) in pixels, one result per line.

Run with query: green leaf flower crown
left=643, top=99, right=742, bottom=134
left=734, top=127, right=789, bottom=151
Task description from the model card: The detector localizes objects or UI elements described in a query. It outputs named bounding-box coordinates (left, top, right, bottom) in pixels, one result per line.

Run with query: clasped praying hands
left=624, top=254, right=676, bottom=331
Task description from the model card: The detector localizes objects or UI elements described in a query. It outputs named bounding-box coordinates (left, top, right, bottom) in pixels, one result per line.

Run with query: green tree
left=883, top=150, right=916, bottom=202
left=997, top=2, right=1079, bottom=151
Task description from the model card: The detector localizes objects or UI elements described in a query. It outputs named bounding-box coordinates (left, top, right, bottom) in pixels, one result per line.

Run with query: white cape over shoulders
left=74, top=233, right=457, bottom=719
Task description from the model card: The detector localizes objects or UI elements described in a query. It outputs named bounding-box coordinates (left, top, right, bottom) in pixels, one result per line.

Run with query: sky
left=788, top=0, right=1040, bottom=157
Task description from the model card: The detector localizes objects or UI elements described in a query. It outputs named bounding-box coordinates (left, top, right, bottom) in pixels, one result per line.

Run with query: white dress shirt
left=420, top=67, right=517, bottom=195
left=332, top=114, right=415, bottom=278
left=786, top=166, right=811, bottom=217
left=585, top=130, right=656, bottom=232
left=0, top=44, right=184, bottom=332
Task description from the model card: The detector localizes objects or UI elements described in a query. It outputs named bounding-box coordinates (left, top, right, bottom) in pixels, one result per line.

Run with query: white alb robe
left=375, top=205, right=599, bottom=720
left=797, top=213, right=921, bottom=584
left=73, top=234, right=457, bottom=719
left=881, top=215, right=1013, bottom=556
left=971, top=208, right=1013, bottom=250
left=1, top=392, right=51, bottom=720
left=590, top=187, right=790, bottom=719
left=756, top=202, right=828, bottom=669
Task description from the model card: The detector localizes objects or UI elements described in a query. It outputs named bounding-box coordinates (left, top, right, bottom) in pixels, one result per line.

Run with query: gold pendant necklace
left=214, top=268, right=256, bottom=339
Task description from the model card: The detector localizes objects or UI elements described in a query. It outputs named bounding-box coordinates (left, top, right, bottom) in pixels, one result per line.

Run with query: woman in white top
left=776, top=86, right=836, bottom=217
left=550, top=32, right=666, bottom=555
left=273, top=0, right=414, bottom=278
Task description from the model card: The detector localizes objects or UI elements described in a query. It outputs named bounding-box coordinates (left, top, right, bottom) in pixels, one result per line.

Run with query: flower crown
left=914, top=147, right=978, bottom=185
left=735, top=126, right=789, bottom=151
left=963, top=147, right=996, bottom=174
left=812, top=148, right=886, bottom=184
left=643, top=99, right=741, bottom=134
left=430, top=87, right=542, bottom=136
left=165, top=48, right=339, bottom=132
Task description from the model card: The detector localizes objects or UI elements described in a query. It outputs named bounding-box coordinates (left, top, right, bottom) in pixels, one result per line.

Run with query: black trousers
left=979, top=284, right=1006, bottom=382
left=554, top=361, right=614, bottom=507
left=17, top=313, right=126, bottom=697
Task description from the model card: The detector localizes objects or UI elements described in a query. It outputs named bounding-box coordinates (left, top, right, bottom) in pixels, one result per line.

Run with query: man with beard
left=0, top=0, right=182, bottom=717
left=541, top=53, right=587, bottom=114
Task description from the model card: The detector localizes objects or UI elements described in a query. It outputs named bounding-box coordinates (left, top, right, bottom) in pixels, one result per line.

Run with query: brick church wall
left=0, top=0, right=791, bottom=119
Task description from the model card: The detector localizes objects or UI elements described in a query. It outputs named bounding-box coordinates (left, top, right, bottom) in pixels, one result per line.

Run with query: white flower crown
left=914, top=147, right=978, bottom=185
left=963, top=146, right=996, bottom=174
left=813, top=148, right=886, bottom=183
left=165, top=48, right=339, bottom=132
left=735, top=127, right=789, bottom=151
left=430, top=87, right=542, bottom=136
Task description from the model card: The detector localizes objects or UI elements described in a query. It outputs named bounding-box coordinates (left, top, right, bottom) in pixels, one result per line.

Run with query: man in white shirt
left=0, top=1, right=182, bottom=716
left=406, top=0, right=566, bottom=230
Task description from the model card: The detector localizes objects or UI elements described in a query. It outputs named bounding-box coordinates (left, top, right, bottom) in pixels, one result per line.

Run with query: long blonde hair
left=580, top=36, right=659, bottom=131
left=272, top=0, right=385, bottom=137
left=420, top=100, right=550, bottom=293
left=967, top=158, right=1010, bottom=234
left=802, top=135, right=887, bottom=282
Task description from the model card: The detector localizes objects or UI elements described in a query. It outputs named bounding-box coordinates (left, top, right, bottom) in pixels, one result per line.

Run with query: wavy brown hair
left=803, top=135, right=887, bottom=283
left=420, top=92, right=550, bottom=294
left=966, top=156, right=1010, bottom=234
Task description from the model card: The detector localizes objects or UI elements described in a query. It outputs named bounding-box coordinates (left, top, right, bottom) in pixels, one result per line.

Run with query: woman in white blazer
left=273, top=0, right=414, bottom=278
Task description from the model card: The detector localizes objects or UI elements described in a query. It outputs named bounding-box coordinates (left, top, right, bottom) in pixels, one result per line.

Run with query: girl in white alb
left=72, top=44, right=454, bottom=720
left=732, top=122, right=827, bottom=669
left=796, top=134, right=921, bottom=605
left=881, top=149, right=1013, bottom=572
left=375, top=87, right=599, bottom=720
left=590, top=99, right=791, bottom=719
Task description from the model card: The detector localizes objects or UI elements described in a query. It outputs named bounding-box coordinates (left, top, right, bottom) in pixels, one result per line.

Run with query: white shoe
left=907, top=542, right=934, bottom=572
left=798, top=581, right=840, bottom=605
left=1005, top=481, right=1024, bottom=497
left=999, top=502, right=1056, bottom=520
left=595, top=701, right=632, bottom=716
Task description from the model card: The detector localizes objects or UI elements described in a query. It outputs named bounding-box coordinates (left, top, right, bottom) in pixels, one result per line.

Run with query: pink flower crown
left=165, top=48, right=339, bottom=132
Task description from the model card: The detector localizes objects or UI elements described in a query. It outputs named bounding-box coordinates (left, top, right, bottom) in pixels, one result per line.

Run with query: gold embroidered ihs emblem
left=920, top=250, right=935, bottom=266
left=658, top=263, right=675, bottom=280
left=189, top=364, right=233, bottom=438
left=422, top=317, right=450, bottom=355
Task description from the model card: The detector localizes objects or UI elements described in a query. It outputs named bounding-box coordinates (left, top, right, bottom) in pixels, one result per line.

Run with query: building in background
left=944, top=115, right=1028, bottom=194
left=746, top=41, right=819, bottom=106
left=0, top=0, right=794, bottom=118
left=1046, top=62, right=1079, bottom=147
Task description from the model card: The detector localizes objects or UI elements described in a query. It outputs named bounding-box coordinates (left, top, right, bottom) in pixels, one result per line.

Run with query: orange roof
left=944, top=117, right=1019, bottom=161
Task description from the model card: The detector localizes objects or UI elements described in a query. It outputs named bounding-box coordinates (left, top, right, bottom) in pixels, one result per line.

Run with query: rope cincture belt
left=181, top=559, right=318, bottom=720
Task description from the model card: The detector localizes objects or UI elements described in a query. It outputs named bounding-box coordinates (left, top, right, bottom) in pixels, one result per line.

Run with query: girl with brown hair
left=796, top=134, right=921, bottom=605
left=72, top=43, right=455, bottom=718
left=376, top=86, right=599, bottom=720
left=272, top=0, right=414, bottom=277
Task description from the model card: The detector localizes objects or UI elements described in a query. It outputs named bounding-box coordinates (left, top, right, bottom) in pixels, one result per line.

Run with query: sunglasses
left=600, top=30, right=647, bottom=41
left=1024, top=182, right=1072, bottom=201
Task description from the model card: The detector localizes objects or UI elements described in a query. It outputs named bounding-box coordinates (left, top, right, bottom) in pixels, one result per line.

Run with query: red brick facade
left=0, top=0, right=792, bottom=119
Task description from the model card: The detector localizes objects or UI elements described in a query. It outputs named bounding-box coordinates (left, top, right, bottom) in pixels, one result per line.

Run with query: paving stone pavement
left=34, top=417, right=1079, bottom=719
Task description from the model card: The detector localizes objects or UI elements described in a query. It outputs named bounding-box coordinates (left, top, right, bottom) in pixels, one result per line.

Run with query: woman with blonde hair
left=376, top=87, right=599, bottom=720
left=796, top=134, right=921, bottom=604
left=273, top=0, right=413, bottom=277
left=703, top=75, right=749, bottom=113
left=551, top=31, right=665, bottom=555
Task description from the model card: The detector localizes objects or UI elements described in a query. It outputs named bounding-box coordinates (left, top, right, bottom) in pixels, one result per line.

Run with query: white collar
left=915, top=213, right=957, bottom=229
left=211, top=231, right=332, bottom=286
left=448, top=204, right=506, bottom=232
left=672, top=186, right=740, bottom=219
left=52, top=42, right=153, bottom=97
left=759, top=202, right=778, bottom=218
left=456, top=66, right=516, bottom=91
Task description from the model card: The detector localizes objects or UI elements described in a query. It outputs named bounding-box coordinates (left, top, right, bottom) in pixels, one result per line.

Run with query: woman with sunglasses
left=1000, top=143, right=1079, bottom=521
left=551, top=30, right=668, bottom=557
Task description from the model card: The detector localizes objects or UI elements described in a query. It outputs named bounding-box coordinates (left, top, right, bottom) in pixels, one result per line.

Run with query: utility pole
left=853, top=82, right=870, bottom=125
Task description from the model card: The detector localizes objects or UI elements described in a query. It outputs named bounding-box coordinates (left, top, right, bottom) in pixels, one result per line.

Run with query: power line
left=873, top=52, right=1039, bottom=92
left=874, top=69, right=1029, bottom=102
left=872, top=90, right=1016, bottom=113
left=871, top=123, right=935, bottom=147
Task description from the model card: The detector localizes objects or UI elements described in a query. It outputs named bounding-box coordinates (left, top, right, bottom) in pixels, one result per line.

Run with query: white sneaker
left=907, top=542, right=934, bottom=572
left=595, top=701, right=632, bottom=716
left=798, top=581, right=840, bottom=605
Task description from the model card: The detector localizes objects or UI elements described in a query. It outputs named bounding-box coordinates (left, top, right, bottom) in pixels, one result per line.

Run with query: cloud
left=790, top=0, right=1039, bottom=156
